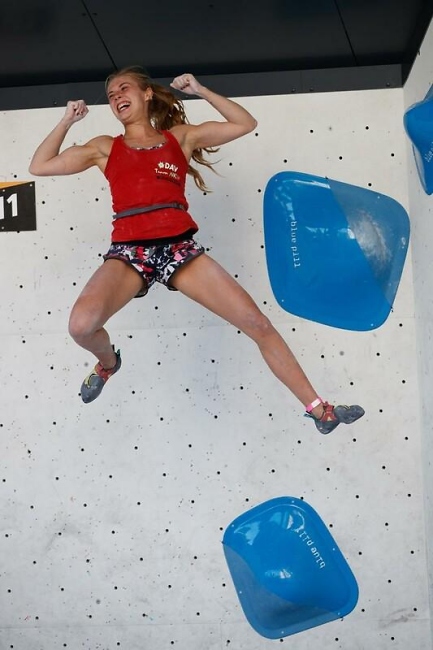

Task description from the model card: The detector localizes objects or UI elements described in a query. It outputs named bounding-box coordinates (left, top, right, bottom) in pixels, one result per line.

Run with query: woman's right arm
left=29, top=100, right=109, bottom=176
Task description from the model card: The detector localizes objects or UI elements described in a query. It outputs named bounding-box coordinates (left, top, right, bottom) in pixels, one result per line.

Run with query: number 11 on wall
left=0, top=181, right=36, bottom=232
left=0, top=193, right=18, bottom=219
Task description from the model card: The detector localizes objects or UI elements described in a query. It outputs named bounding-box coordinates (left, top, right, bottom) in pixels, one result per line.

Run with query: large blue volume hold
left=223, top=497, right=358, bottom=639
left=263, top=171, right=410, bottom=331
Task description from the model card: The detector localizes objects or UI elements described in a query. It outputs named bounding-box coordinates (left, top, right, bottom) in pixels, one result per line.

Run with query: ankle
left=99, top=347, right=117, bottom=371
left=305, top=397, right=324, bottom=420
left=311, top=404, right=325, bottom=419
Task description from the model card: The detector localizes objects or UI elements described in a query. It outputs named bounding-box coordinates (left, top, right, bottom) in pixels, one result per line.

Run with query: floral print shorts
left=103, top=238, right=205, bottom=297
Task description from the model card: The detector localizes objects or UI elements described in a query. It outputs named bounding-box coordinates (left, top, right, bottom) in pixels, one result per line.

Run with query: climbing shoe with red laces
left=80, top=349, right=122, bottom=404
left=305, top=401, right=365, bottom=435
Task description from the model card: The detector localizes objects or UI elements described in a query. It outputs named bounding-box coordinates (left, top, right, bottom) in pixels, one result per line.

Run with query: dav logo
left=155, top=161, right=180, bottom=183
left=157, top=162, right=178, bottom=172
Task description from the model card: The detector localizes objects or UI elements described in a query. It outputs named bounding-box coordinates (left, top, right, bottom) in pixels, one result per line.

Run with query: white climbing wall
left=0, top=57, right=431, bottom=649
left=403, top=15, right=433, bottom=646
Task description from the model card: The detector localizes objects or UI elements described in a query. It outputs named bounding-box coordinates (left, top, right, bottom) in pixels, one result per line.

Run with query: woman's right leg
left=68, top=259, right=145, bottom=369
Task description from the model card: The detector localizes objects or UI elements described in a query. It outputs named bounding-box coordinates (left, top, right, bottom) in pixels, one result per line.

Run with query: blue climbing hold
left=223, top=497, right=358, bottom=639
left=404, top=85, right=433, bottom=194
left=263, top=171, right=410, bottom=331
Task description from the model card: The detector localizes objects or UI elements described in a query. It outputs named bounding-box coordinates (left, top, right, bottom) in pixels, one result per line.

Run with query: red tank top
left=104, top=130, right=198, bottom=242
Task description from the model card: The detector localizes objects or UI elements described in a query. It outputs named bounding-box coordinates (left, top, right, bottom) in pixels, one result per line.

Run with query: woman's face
left=106, top=74, right=151, bottom=122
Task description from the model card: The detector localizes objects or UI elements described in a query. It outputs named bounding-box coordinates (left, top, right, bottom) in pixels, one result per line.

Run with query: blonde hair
left=105, top=66, right=217, bottom=192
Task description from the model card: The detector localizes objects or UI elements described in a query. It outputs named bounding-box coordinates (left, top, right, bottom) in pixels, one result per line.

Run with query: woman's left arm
left=170, top=73, right=257, bottom=149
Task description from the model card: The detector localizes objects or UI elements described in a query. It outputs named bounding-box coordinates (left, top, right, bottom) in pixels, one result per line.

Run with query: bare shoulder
left=169, top=124, right=194, bottom=143
left=86, top=134, right=114, bottom=157
left=80, top=135, right=115, bottom=172
left=169, top=124, right=199, bottom=159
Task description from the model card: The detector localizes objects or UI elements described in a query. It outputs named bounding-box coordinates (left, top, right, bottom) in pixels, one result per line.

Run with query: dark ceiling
left=0, top=0, right=432, bottom=111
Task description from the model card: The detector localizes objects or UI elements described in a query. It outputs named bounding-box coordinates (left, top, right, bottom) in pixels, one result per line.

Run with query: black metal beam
left=0, top=65, right=403, bottom=112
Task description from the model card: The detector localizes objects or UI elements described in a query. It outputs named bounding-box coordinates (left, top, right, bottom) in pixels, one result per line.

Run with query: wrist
left=195, top=85, right=211, bottom=100
left=59, top=118, right=74, bottom=131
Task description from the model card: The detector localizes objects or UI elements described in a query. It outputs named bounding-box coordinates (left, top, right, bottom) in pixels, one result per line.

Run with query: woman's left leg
left=170, top=253, right=324, bottom=417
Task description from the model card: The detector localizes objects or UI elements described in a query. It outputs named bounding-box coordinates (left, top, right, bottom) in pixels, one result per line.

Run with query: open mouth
left=117, top=101, right=130, bottom=113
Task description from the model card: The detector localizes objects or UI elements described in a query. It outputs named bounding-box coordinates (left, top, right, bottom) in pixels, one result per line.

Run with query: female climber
left=29, top=66, right=364, bottom=434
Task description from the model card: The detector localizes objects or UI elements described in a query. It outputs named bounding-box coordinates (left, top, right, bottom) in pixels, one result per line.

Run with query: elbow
left=28, top=161, right=39, bottom=176
left=28, top=162, right=46, bottom=176
left=246, top=117, right=258, bottom=134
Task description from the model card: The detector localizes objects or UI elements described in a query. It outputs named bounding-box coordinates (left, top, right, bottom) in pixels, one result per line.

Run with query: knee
left=68, top=300, right=101, bottom=343
left=243, top=311, right=274, bottom=342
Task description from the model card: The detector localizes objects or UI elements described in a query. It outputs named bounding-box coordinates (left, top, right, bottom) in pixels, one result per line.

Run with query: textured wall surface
left=0, top=77, right=430, bottom=648
left=403, top=17, right=433, bottom=645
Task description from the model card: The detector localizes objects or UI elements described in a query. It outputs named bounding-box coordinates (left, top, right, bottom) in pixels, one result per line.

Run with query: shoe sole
left=333, top=405, right=365, bottom=424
